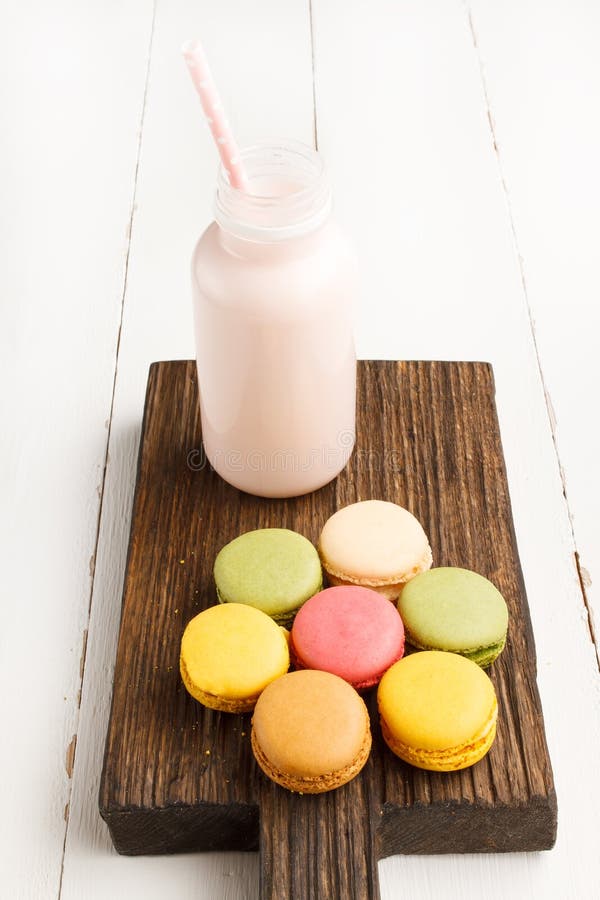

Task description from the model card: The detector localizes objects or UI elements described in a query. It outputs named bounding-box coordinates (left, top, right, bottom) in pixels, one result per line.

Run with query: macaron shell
left=290, top=585, right=405, bottom=688
left=180, top=603, right=289, bottom=707
left=318, top=500, right=432, bottom=592
left=251, top=669, right=371, bottom=791
left=398, top=567, right=508, bottom=663
left=377, top=651, right=497, bottom=764
left=214, top=528, right=322, bottom=623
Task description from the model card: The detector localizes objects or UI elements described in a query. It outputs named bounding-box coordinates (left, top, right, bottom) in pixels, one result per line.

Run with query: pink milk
left=191, top=141, right=356, bottom=498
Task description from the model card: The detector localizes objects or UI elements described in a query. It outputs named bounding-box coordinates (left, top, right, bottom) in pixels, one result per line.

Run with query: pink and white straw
left=182, top=39, right=249, bottom=190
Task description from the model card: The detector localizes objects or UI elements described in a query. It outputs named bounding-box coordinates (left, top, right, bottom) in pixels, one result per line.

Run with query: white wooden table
left=2, top=2, right=599, bottom=897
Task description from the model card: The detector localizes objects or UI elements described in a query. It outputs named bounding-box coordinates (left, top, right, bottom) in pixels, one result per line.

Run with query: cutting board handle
left=258, top=777, right=381, bottom=900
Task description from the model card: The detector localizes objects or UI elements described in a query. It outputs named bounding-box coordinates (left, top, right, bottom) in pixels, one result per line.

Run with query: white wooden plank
left=0, top=2, right=153, bottom=897
left=59, top=1, right=314, bottom=898
left=467, top=0, right=600, bottom=652
left=312, top=0, right=600, bottom=896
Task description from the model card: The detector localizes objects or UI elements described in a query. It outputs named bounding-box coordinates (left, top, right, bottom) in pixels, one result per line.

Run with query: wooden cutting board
left=99, top=360, right=557, bottom=899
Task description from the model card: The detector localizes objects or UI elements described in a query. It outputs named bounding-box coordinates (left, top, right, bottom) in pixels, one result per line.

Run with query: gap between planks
left=465, top=1, right=600, bottom=670
left=56, top=3, right=158, bottom=897
left=308, top=0, right=319, bottom=150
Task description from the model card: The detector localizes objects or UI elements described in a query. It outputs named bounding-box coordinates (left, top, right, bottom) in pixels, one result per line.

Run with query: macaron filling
left=323, top=543, right=433, bottom=591
left=404, top=632, right=507, bottom=669
left=380, top=698, right=498, bottom=771
left=251, top=717, right=372, bottom=793
left=180, top=656, right=261, bottom=713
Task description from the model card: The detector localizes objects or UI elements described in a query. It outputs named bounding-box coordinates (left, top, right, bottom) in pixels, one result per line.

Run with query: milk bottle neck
left=214, top=141, right=332, bottom=244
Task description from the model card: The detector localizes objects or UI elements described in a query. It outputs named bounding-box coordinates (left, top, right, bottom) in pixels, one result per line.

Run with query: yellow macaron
left=180, top=603, right=289, bottom=713
left=377, top=650, right=497, bottom=771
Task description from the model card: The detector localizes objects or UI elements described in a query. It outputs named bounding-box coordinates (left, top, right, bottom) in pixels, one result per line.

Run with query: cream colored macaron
left=318, top=500, right=432, bottom=600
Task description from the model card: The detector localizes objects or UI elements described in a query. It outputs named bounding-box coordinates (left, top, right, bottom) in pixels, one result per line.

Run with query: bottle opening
left=245, top=174, right=305, bottom=200
left=215, top=141, right=332, bottom=242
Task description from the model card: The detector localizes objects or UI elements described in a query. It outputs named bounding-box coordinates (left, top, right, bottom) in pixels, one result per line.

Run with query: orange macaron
left=251, top=669, right=371, bottom=793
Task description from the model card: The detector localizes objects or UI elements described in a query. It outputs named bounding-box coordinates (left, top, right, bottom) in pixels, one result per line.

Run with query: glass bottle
left=191, top=140, right=356, bottom=498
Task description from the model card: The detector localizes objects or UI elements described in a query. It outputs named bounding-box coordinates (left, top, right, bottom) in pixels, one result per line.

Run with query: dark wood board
left=99, top=360, right=557, bottom=899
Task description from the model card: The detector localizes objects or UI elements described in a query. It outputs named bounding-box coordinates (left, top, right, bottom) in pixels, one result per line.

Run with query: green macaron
left=213, top=528, right=323, bottom=628
left=397, top=567, right=508, bottom=667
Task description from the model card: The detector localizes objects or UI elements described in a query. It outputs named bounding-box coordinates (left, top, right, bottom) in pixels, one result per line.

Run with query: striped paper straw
left=182, top=39, right=249, bottom=191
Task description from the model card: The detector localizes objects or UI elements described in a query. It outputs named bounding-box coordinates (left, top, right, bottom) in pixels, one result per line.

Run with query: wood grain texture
left=99, top=360, right=556, bottom=899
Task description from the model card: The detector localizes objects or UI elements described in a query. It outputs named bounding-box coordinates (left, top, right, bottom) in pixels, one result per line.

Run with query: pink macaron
left=289, top=585, right=405, bottom=691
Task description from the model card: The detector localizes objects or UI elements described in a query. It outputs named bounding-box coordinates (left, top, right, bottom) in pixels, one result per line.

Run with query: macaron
left=180, top=603, right=289, bottom=713
left=290, top=585, right=405, bottom=690
left=214, top=528, right=322, bottom=627
left=377, top=651, right=498, bottom=771
left=398, top=567, right=509, bottom=667
left=251, top=669, right=372, bottom=793
left=318, top=500, right=432, bottom=600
